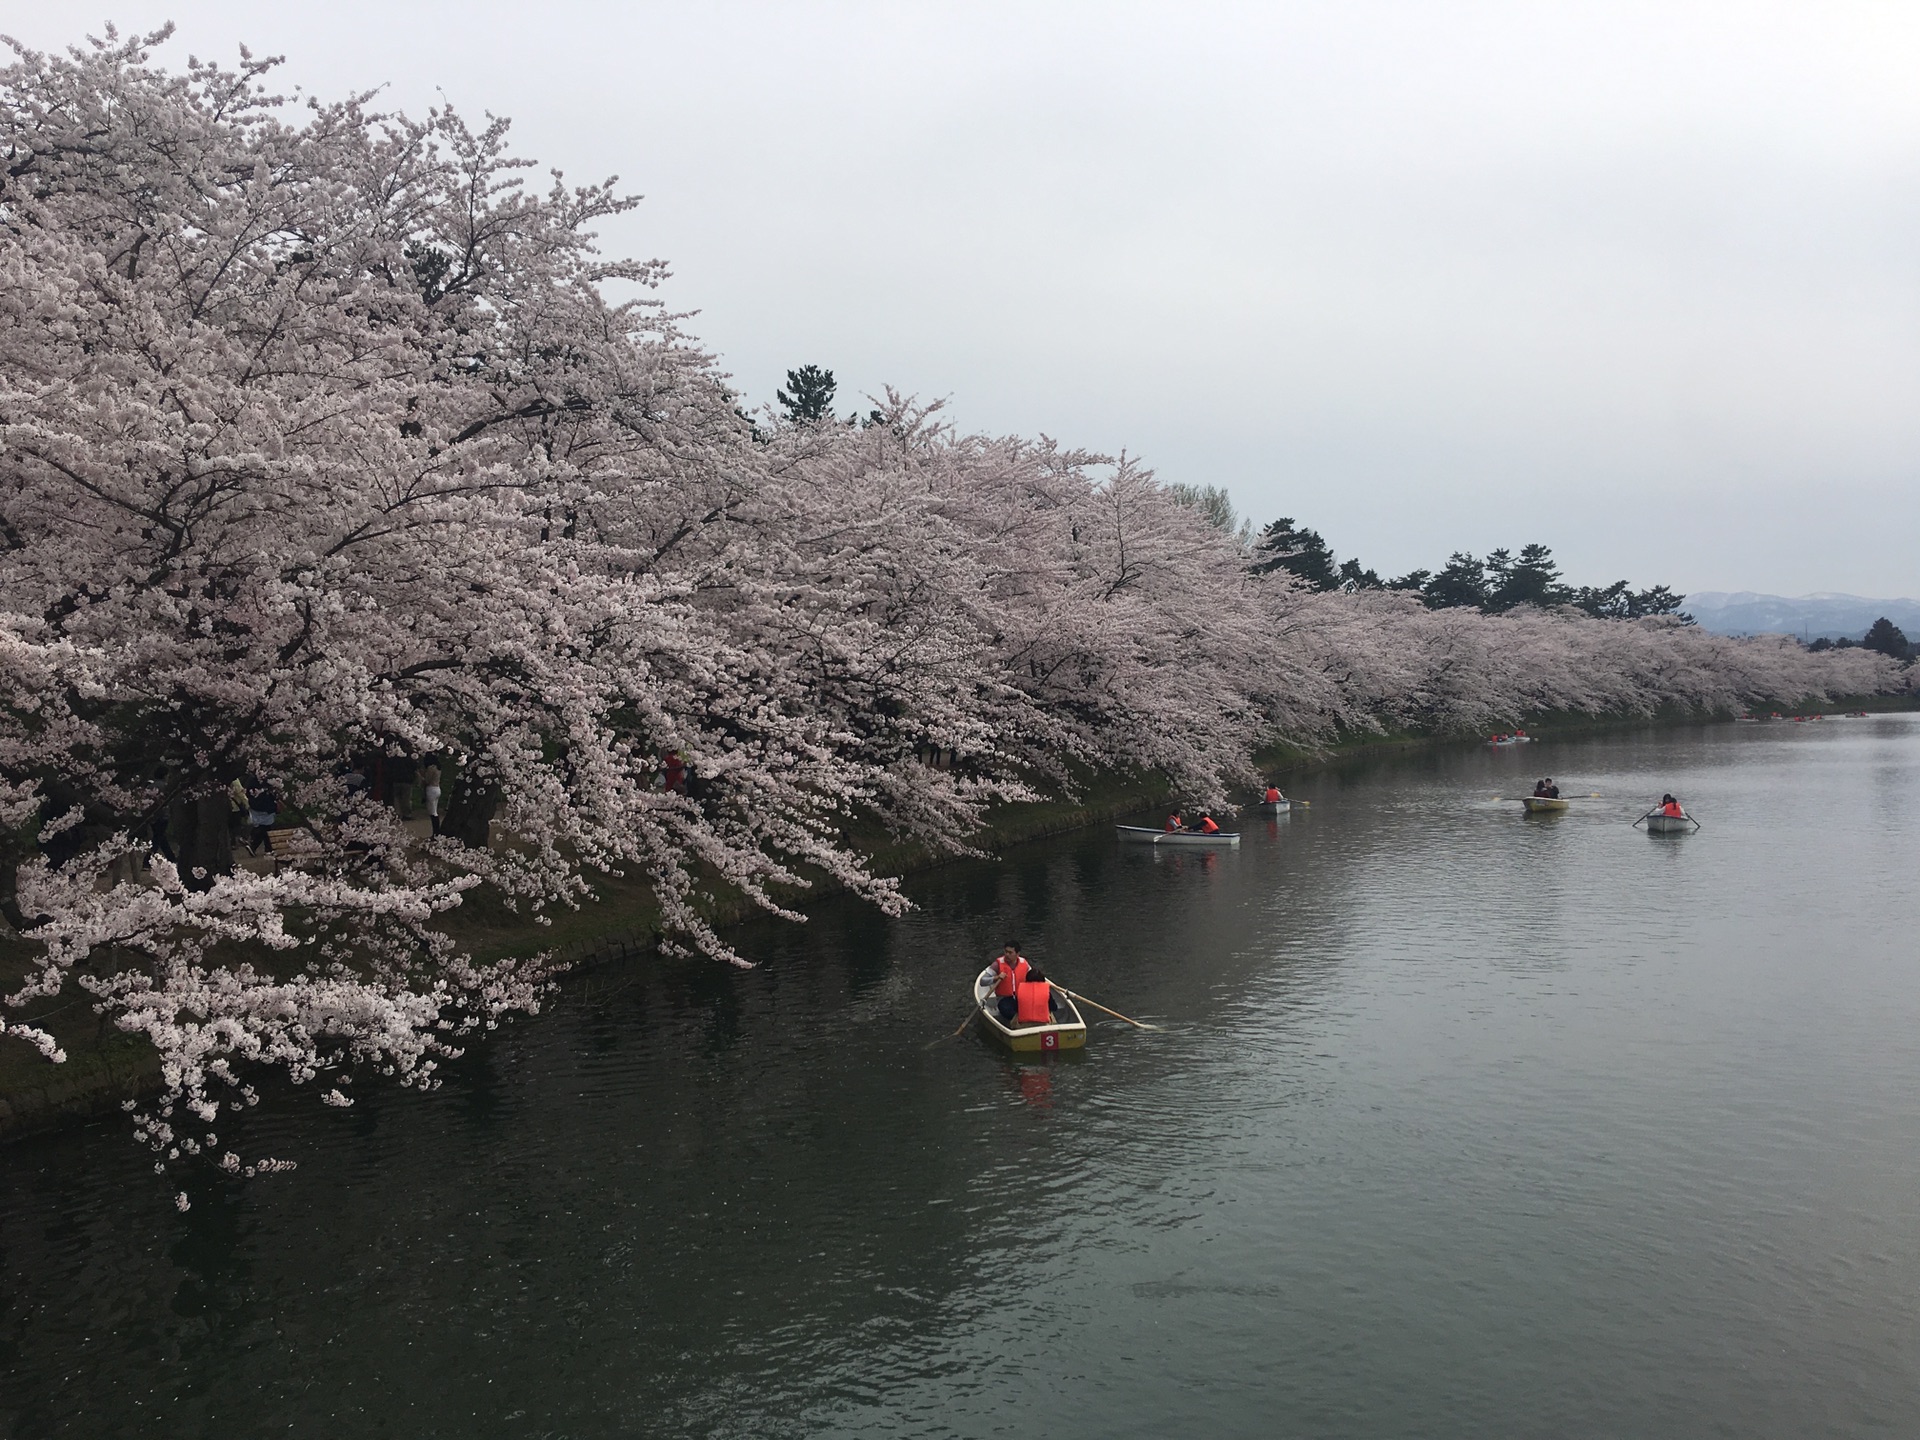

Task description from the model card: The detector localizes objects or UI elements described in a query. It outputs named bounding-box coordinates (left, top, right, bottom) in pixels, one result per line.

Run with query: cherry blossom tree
left=0, top=29, right=1903, bottom=1189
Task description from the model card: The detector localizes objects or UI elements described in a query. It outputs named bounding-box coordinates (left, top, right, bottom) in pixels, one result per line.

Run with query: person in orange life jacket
left=1659, top=794, right=1684, bottom=818
left=989, top=941, right=1029, bottom=1023
left=1015, top=968, right=1064, bottom=1026
left=1197, top=814, right=1220, bottom=834
left=1264, top=785, right=1283, bottom=804
left=1164, top=812, right=1184, bottom=832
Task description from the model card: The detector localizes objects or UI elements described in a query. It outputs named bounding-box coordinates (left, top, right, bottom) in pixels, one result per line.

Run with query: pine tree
left=1421, top=552, right=1489, bottom=610
left=776, top=365, right=837, bottom=423
left=1250, top=518, right=1339, bottom=590
left=1862, top=617, right=1911, bottom=659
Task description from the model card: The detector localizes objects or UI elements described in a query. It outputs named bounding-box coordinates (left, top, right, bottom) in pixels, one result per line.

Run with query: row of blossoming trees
left=0, top=33, right=1903, bottom=1174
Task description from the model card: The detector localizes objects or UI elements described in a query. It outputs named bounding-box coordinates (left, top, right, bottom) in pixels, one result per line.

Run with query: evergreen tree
left=776, top=364, right=837, bottom=423
left=1337, top=557, right=1383, bottom=590
left=1421, top=552, right=1489, bottom=610
left=1862, top=617, right=1911, bottom=659
left=1485, top=543, right=1565, bottom=611
left=1250, top=517, right=1339, bottom=590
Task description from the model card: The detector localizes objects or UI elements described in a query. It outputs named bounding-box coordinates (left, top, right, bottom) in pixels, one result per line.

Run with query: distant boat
left=1116, top=824, right=1241, bottom=847
left=973, top=966, right=1087, bottom=1053
left=1519, top=796, right=1570, bottom=813
left=1644, top=812, right=1694, bottom=833
left=1254, top=799, right=1291, bottom=814
left=1489, top=733, right=1533, bottom=747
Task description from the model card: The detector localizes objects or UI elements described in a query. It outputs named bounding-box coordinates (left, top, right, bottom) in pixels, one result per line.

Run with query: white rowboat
left=1116, top=824, right=1241, bottom=847
left=1255, top=799, right=1291, bottom=814
left=973, top=966, right=1087, bottom=1053
left=1643, top=812, right=1695, bottom=834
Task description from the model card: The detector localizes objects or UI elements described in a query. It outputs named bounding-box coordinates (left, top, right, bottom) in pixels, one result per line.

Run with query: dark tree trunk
left=0, top=855, right=28, bottom=932
left=167, top=791, right=234, bottom=890
left=441, top=773, right=500, bottom=849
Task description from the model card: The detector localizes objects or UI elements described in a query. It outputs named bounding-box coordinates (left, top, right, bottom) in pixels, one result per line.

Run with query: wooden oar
left=1060, top=989, right=1160, bottom=1031
left=923, top=1010, right=976, bottom=1049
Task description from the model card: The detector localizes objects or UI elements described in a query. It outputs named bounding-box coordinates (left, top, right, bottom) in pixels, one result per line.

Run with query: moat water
left=5, top=715, right=1918, bottom=1438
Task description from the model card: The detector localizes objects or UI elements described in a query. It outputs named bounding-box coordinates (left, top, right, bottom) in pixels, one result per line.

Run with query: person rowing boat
left=987, top=941, right=1029, bottom=1024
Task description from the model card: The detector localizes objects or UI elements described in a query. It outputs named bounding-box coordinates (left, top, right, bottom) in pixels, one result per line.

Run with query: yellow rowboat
left=1520, top=796, right=1570, bottom=813
left=973, top=966, right=1088, bottom=1053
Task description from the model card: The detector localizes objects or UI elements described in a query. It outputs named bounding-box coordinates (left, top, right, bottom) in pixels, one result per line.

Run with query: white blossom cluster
left=0, top=31, right=1902, bottom=1177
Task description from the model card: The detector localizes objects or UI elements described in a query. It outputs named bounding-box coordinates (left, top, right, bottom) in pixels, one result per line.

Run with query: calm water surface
left=5, top=717, right=1919, bottom=1438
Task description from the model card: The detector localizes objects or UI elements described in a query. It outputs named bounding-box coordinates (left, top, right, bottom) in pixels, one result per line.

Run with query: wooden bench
left=264, top=827, right=322, bottom=869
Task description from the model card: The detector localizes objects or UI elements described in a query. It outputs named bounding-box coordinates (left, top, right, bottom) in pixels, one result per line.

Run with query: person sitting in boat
left=1195, top=813, right=1221, bottom=834
left=1164, top=812, right=1184, bottom=832
left=989, top=942, right=1030, bottom=1023
left=1015, top=967, right=1065, bottom=1026
left=1659, top=794, right=1684, bottom=818
left=1264, top=784, right=1283, bottom=805
left=1532, top=778, right=1551, bottom=797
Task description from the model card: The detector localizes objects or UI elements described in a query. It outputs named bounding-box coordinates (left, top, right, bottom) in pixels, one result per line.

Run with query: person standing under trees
left=388, top=754, right=417, bottom=821
left=227, top=776, right=250, bottom=851
left=421, top=759, right=442, bottom=837
left=246, top=782, right=278, bottom=855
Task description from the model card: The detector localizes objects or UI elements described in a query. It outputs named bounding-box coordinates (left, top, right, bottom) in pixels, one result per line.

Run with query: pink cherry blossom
left=0, top=29, right=1903, bottom=1182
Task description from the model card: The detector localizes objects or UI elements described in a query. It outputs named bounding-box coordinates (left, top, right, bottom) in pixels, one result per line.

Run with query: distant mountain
left=1683, top=591, right=1920, bottom=641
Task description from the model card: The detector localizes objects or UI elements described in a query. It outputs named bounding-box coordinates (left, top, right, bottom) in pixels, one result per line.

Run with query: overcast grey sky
left=6, top=2, right=1917, bottom=596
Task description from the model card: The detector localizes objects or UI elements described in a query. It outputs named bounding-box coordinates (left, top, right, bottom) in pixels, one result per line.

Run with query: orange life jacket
left=1264, top=788, right=1280, bottom=803
left=1661, top=802, right=1683, bottom=818
left=1199, top=816, right=1220, bottom=833
left=1015, top=978, right=1052, bottom=1024
left=993, top=957, right=1028, bottom=996
left=1165, top=815, right=1181, bottom=831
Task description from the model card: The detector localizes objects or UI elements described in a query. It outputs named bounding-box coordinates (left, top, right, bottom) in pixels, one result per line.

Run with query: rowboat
left=1254, top=799, right=1291, bottom=814
left=973, top=966, right=1087, bottom=1053
left=1116, top=825, right=1241, bottom=847
left=1520, top=796, right=1570, bottom=813
left=1643, top=812, right=1694, bottom=833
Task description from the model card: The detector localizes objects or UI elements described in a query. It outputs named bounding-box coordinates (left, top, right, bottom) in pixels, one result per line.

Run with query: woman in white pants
left=421, top=760, right=442, bottom=836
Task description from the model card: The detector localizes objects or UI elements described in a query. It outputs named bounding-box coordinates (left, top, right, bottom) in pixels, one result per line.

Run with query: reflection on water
left=4, top=716, right=1920, bottom=1439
